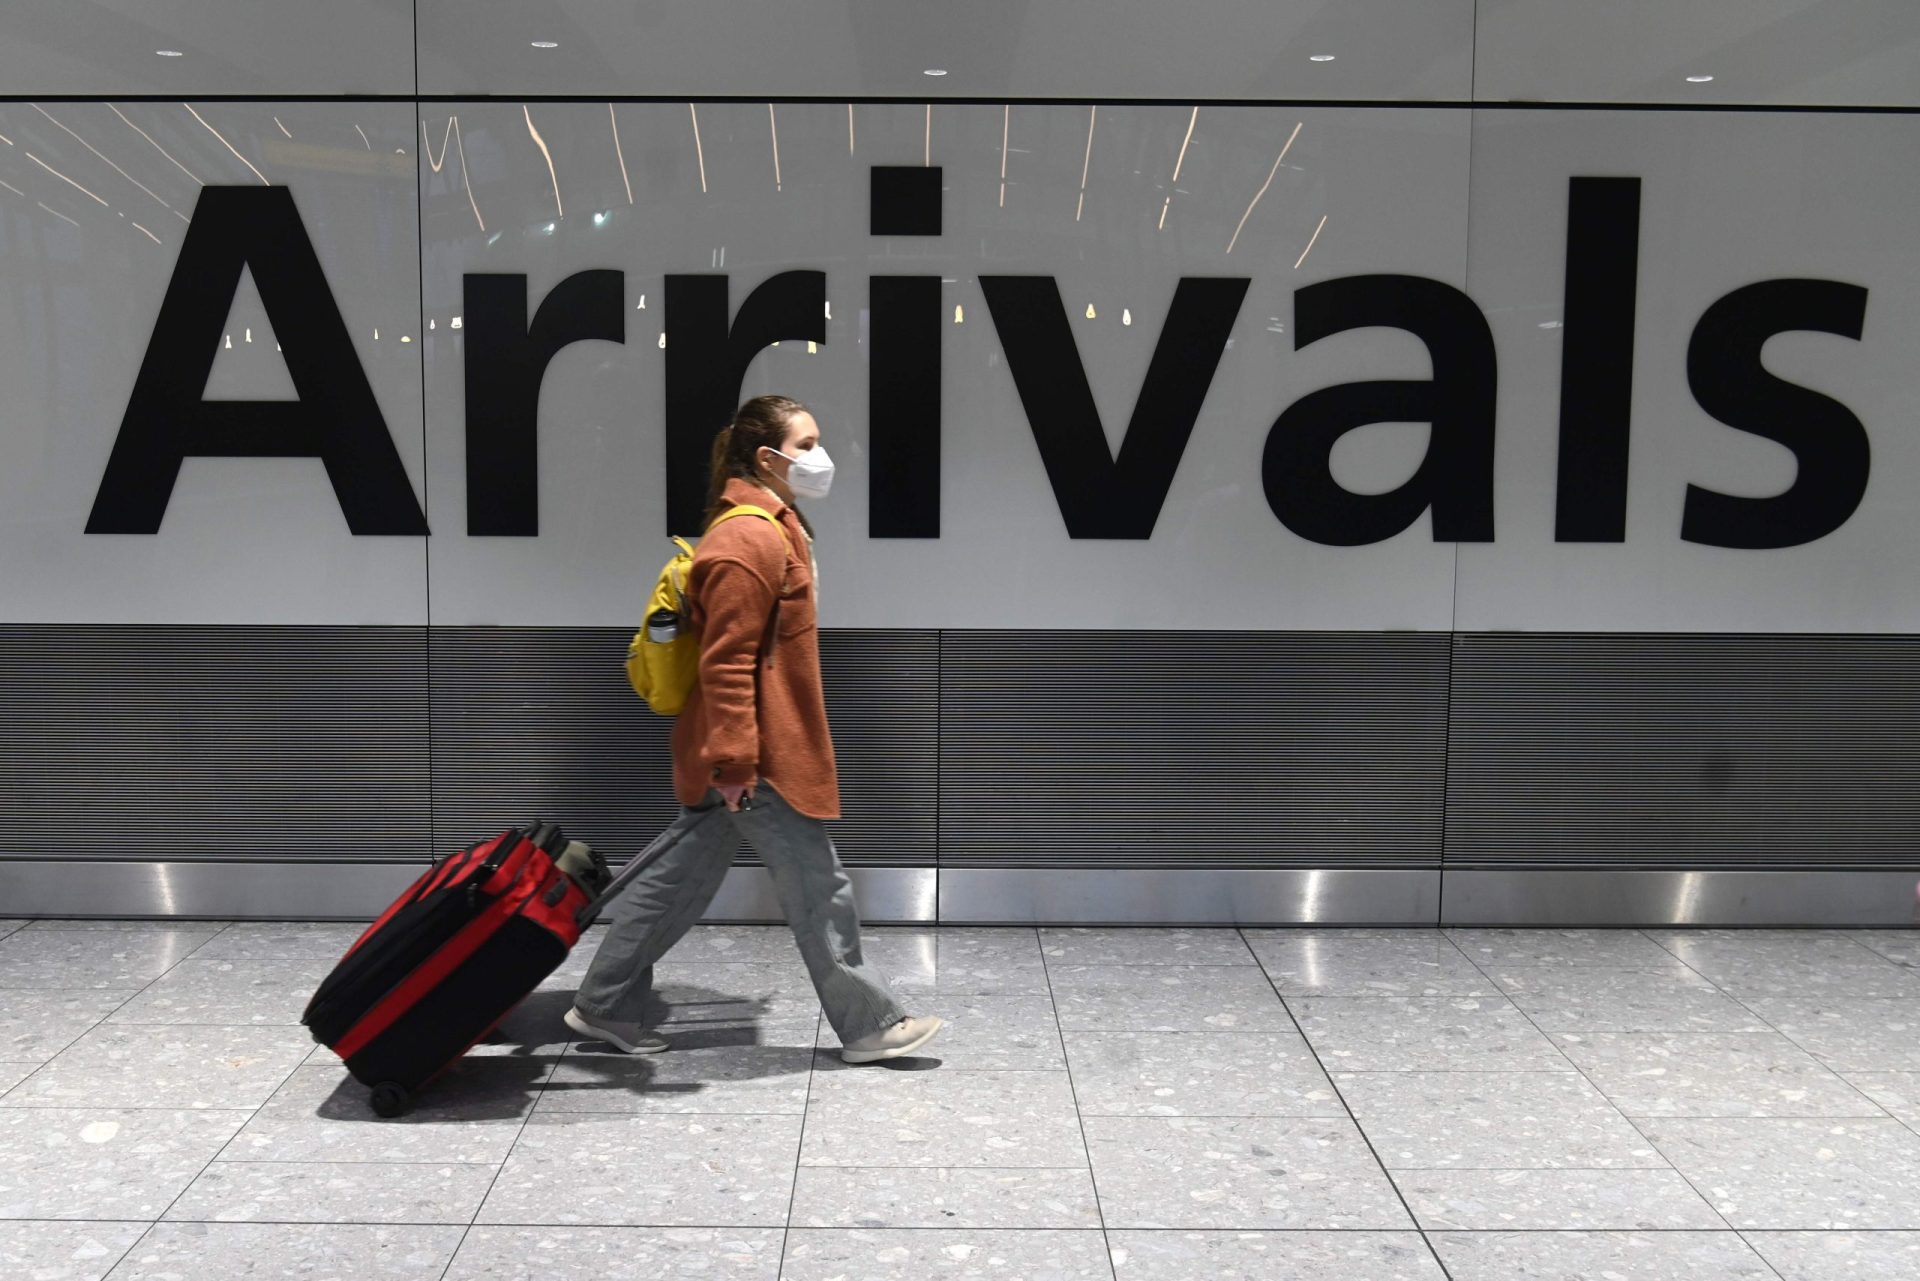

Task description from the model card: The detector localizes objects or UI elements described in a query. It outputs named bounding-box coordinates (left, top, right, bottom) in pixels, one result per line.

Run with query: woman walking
left=566, top=395, right=943, bottom=1063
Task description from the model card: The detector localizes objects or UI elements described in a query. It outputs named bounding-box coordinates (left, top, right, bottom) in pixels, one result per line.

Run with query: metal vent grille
left=938, top=631, right=1450, bottom=869
left=1446, top=633, right=1920, bottom=869
left=429, top=628, right=937, bottom=867
left=0, top=625, right=430, bottom=860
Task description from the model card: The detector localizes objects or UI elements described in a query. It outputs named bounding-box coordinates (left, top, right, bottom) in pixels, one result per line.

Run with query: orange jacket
left=670, top=477, right=840, bottom=819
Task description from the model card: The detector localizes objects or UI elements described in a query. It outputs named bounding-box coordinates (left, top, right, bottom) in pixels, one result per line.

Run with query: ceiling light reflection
left=688, top=104, right=708, bottom=194
left=184, top=102, right=269, bottom=185
left=609, top=103, right=633, bottom=205
left=1076, top=105, right=1097, bottom=221
left=1160, top=105, right=1198, bottom=231
left=1226, top=120, right=1302, bottom=255
left=769, top=103, right=783, bottom=192
left=110, top=102, right=203, bottom=185
left=1293, top=213, right=1329, bottom=270
left=1310, top=54, right=1336, bottom=63
left=524, top=104, right=564, bottom=218
left=25, top=150, right=110, bottom=207
left=999, top=104, right=1009, bottom=208
left=32, top=103, right=183, bottom=222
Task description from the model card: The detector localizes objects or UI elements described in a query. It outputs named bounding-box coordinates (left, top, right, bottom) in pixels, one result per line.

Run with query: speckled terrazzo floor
left=2, top=919, right=1919, bottom=1279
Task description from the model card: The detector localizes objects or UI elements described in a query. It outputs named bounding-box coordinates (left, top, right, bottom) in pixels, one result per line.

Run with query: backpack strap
left=664, top=536, right=696, bottom=607
left=708, top=505, right=791, bottom=551
left=703, top=505, right=792, bottom=665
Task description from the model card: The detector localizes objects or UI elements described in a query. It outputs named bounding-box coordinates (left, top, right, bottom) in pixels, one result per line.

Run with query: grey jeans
left=573, top=782, right=906, bottom=1045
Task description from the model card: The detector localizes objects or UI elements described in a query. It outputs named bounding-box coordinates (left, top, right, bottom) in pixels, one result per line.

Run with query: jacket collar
left=720, top=476, right=789, bottom=519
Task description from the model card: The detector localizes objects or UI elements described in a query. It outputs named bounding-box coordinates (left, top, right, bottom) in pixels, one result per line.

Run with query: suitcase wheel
left=369, top=1082, right=412, bottom=1119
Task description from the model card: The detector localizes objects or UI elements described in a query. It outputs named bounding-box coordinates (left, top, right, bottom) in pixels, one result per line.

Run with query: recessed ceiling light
left=1686, top=74, right=1715, bottom=83
left=531, top=40, right=558, bottom=49
left=1310, top=54, right=1336, bottom=63
left=923, top=68, right=948, bottom=76
left=155, top=49, right=183, bottom=57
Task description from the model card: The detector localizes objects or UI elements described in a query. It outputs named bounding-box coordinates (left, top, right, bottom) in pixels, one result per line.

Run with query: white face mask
left=769, top=445, right=835, bottom=500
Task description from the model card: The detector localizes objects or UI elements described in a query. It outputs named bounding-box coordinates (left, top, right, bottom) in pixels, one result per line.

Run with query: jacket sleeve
left=692, top=550, right=781, bottom=779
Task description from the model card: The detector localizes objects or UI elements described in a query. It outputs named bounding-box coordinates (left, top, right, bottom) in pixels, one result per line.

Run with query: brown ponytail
left=702, top=394, right=814, bottom=532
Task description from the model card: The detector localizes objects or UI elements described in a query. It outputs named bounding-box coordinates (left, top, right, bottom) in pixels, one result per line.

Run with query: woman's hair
left=704, top=394, right=815, bottom=532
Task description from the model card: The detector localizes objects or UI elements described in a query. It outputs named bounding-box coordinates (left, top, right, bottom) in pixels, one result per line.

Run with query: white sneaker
left=564, top=1007, right=668, bottom=1054
left=840, top=1015, right=944, bottom=1064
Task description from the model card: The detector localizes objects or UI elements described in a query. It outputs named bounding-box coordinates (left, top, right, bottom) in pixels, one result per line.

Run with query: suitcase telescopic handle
left=574, top=808, right=722, bottom=929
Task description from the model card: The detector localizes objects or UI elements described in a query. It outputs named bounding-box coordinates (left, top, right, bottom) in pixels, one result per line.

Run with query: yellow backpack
left=625, top=505, right=789, bottom=715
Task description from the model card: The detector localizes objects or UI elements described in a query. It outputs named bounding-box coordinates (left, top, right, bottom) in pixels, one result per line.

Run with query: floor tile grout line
left=71, top=1223, right=1920, bottom=1239
left=1733, top=1226, right=1794, bottom=1281
left=1037, top=929, right=1121, bottom=1281
left=1636, top=930, right=1900, bottom=1122
left=0, top=923, right=240, bottom=1100
left=114, top=1221, right=1902, bottom=1233
left=1239, top=927, right=1459, bottom=1281
left=1372, top=1165, right=1723, bottom=1173
left=774, top=1002, right=826, bottom=1272
left=1443, top=931, right=1751, bottom=1243
left=1836, top=930, right=1918, bottom=968
left=61, top=1219, right=1874, bottom=1233
left=431, top=1061, right=553, bottom=1281
left=132, top=1024, right=317, bottom=1267
left=168, top=1158, right=527, bottom=1167
left=91, top=1220, right=151, bottom=1280
left=0, top=988, right=214, bottom=1106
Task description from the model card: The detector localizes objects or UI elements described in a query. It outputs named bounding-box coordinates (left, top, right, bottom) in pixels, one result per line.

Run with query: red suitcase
left=302, top=819, right=685, bottom=1117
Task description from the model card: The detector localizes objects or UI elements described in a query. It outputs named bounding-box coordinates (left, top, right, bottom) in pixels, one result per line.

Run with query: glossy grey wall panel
left=416, top=1, right=1474, bottom=101
left=1456, top=108, right=1920, bottom=633
left=0, top=100, right=429, bottom=625
left=938, top=631, right=1450, bottom=869
left=1475, top=1, right=1920, bottom=107
left=1441, top=870, right=1920, bottom=927
left=427, top=628, right=938, bottom=866
left=0, top=2, right=416, bottom=97
left=1446, top=633, right=1920, bottom=869
left=940, top=868, right=1440, bottom=925
left=0, top=626, right=430, bottom=861
left=417, top=99, right=1468, bottom=630
left=0, top=861, right=934, bottom=922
